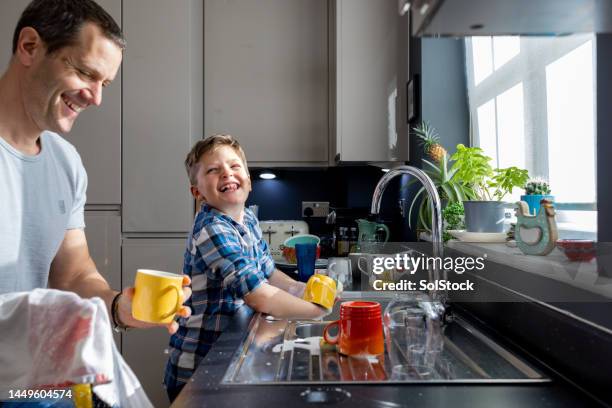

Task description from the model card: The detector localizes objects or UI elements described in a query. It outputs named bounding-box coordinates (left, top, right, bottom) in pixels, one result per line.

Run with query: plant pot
left=520, top=195, right=554, bottom=216
left=463, top=201, right=507, bottom=233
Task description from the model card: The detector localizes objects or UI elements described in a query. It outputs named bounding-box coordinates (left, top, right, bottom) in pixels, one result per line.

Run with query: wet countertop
left=170, top=306, right=600, bottom=407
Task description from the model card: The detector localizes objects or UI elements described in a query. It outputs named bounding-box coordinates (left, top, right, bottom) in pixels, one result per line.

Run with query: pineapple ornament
left=413, top=122, right=447, bottom=162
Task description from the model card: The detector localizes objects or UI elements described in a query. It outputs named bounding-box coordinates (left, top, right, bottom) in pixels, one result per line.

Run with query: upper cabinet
left=67, top=0, right=122, bottom=205
left=122, top=0, right=202, bottom=232
left=205, top=0, right=408, bottom=166
left=331, top=0, right=409, bottom=164
left=412, top=0, right=612, bottom=37
left=204, top=0, right=329, bottom=166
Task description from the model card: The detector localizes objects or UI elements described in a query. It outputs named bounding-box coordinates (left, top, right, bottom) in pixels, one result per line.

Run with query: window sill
left=445, top=240, right=610, bottom=300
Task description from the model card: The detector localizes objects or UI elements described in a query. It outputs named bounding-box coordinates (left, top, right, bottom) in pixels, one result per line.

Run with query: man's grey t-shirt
left=0, top=131, right=87, bottom=293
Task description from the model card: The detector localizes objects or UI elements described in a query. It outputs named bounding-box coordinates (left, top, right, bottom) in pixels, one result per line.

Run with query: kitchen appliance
left=259, top=221, right=309, bottom=262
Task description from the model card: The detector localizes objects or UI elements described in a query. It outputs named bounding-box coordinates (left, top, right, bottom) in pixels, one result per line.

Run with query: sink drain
left=300, top=387, right=351, bottom=404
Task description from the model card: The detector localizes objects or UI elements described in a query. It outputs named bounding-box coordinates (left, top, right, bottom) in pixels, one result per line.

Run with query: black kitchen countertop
left=170, top=306, right=602, bottom=408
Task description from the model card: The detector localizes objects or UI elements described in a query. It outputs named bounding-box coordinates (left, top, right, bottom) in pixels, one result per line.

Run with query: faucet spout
left=371, top=166, right=446, bottom=307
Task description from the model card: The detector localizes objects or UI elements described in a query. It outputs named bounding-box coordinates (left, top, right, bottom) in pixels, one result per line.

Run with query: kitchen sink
left=221, top=292, right=548, bottom=385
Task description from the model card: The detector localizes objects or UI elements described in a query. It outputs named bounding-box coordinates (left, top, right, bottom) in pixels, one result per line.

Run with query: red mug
left=323, top=301, right=384, bottom=356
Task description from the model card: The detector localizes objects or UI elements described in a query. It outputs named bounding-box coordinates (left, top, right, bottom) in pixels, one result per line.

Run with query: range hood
left=411, top=0, right=612, bottom=37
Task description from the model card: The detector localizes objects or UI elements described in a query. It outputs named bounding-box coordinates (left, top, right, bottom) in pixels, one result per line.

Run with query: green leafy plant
left=404, top=126, right=530, bottom=233
left=524, top=177, right=551, bottom=195
left=404, top=152, right=477, bottom=231
left=490, top=167, right=530, bottom=200
left=450, top=144, right=529, bottom=201
left=443, top=201, right=465, bottom=229
left=442, top=201, right=464, bottom=242
left=449, top=144, right=494, bottom=200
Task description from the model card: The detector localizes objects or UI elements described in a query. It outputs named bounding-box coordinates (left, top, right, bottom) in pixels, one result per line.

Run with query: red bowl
left=556, top=239, right=596, bottom=262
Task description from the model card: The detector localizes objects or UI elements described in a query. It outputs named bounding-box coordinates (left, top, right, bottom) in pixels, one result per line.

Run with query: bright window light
left=496, top=82, right=525, bottom=170
left=477, top=99, right=497, bottom=165
left=493, top=36, right=520, bottom=70
left=472, top=37, right=493, bottom=85
left=546, top=40, right=595, bottom=203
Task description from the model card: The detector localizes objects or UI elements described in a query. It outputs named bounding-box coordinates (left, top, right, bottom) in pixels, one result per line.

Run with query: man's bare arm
left=49, top=229, right=191, bottom=333
left=49, top=229, right=116, bottom=310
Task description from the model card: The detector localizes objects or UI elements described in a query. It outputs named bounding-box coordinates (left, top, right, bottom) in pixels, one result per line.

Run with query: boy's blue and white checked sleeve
left=257, top=238, right=276, bottom=278
left=195, top=223, right=268, bottom=299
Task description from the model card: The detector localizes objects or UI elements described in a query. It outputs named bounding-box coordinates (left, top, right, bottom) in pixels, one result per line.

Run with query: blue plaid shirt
left=164, top=204, right=275, bottom=389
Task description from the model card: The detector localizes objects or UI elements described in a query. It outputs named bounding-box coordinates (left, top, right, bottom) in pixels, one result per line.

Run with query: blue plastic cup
left=296, top=243, right=317, bottom=282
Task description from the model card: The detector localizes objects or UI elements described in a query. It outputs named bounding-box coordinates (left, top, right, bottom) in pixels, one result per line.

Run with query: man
left=0, top=0, right=190, bottom=332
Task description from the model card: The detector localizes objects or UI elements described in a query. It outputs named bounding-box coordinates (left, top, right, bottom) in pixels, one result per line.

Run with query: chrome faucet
left=370, top=166, right=447, bottom=310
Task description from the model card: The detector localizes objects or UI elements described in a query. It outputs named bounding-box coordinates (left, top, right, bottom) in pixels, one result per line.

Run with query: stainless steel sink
left=222, top=292, right=548, bottom=385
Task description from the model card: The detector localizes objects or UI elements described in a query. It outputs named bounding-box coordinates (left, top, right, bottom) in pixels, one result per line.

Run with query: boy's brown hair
left=185, top=134, right=249, bottom=186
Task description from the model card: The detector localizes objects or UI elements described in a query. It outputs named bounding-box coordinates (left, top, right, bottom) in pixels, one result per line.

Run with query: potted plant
left=442, top=201, right=465, bottom=242
left=520, top=178, right=553, bottom=216
left=405, top=124, right=477, bottom=233
left=450, top=144, right=529, bottom=233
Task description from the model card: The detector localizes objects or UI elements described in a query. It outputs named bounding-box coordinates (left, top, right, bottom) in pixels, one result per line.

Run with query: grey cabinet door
left=64, top=0, right=122, bottom=205
left=122, top=0, right=202, bottom=232
left=0, top=2, right=28, bottom=71
left=122, top=238, right=186, bottom=408
left=334, top=0, right=406, bottom=162
left=205, top=0, right=328, bottom=165
left=0, top=0, right=122, bottom=204
left=84, top=210, right=121, bottom=347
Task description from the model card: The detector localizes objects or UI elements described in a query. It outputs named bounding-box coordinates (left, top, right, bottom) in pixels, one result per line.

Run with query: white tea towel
left=0, top=289, right=152, bottom=407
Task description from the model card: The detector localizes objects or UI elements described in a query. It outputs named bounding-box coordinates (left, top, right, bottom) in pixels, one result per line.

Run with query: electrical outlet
left=302, top=201, right=330, bottom=218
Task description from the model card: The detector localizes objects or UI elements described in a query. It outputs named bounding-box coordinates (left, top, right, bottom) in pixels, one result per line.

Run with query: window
left=465, top=35, right=597, bottom=237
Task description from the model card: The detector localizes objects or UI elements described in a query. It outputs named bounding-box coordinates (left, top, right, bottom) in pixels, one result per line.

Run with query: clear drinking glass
left=383, top=294, right=444, bottom=380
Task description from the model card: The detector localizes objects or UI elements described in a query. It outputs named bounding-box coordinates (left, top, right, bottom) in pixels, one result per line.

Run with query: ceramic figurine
left=515, top=199, right=558, bottom=256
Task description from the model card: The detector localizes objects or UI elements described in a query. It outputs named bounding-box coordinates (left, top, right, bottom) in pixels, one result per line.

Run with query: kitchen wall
left=398, top=36, right=470, bottom=240
left=247, top=166, right=405, bottom=240
left=420, top=38, right=470, bottom=151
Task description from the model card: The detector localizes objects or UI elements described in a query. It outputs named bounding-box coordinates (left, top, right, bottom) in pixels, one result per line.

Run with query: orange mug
left=323, top=301, right=384, bottom=356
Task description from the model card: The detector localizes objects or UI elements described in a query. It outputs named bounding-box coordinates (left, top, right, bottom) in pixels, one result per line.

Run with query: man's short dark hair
left=12, top=0, right=125, bottom=55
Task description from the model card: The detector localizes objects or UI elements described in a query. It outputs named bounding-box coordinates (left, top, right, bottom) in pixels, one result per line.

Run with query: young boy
left=164, top=134, right=329, bottom=400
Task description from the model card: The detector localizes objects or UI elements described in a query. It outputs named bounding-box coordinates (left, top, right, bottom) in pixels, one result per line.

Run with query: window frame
left=464, top=35, right=598, bottom=238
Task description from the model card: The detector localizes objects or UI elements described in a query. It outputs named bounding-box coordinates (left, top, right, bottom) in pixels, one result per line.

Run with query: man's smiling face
left=22, top=22, right=122, bottom=134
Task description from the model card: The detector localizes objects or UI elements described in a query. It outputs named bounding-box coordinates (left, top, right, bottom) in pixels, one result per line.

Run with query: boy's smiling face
left=193, top=145, right=251, bottom=219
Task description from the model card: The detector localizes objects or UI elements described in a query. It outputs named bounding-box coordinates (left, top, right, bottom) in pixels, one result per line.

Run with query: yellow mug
left=303, top=274, right=337, bottom=310
left=132, top=269, right=184, bottom=324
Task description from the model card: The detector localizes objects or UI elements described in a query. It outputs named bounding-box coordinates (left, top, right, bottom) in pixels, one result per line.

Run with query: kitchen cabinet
left=0, top=3, right=26, bottom=71
left=84, top=210, right=122, bottom=347
left=205, top=0, right=408, bottom=166
left=64, top=0, right=122, bottom=205
left=0, top=0, right=122, bottom=205
left=121, top=238, right=186, bottom=408
left=204, top=0, right=329, bottom=166
left=122, top=0, right=202, bottom=232
left=331, top=0, right=409, bottom=163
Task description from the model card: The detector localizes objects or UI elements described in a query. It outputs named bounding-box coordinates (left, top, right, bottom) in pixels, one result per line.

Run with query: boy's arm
left=244, top=282, right=328, bottom=319
left=267, top=269, right=307, bottom=297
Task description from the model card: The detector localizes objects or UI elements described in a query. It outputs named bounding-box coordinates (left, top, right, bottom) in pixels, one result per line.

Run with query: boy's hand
left=313, top=304, right=333, bottom=320
left=116, top=275, right=192, bottom=334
